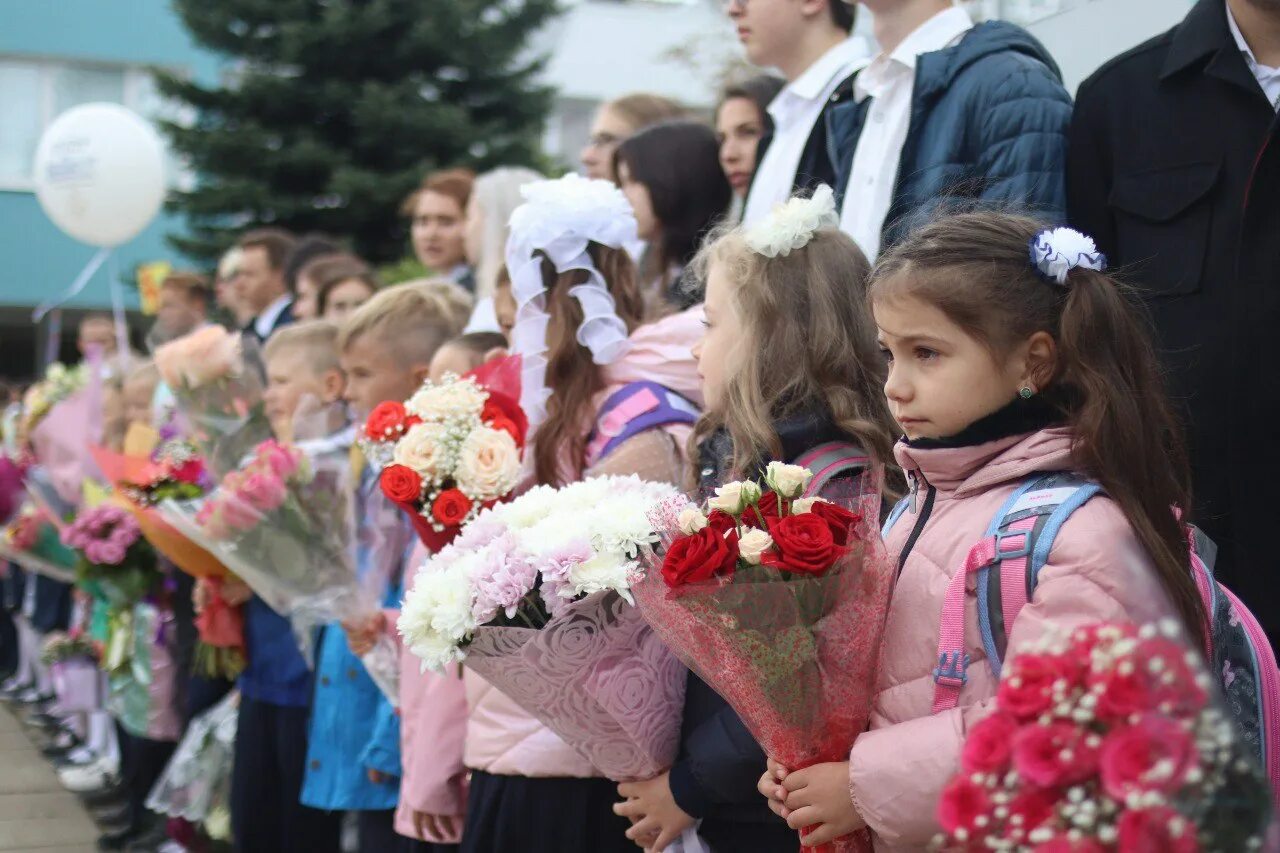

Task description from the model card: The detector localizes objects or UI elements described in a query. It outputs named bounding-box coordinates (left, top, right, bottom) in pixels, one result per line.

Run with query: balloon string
left=108, top=253, right=130, bottom=372
left=32, top=246, right=112, bottom=323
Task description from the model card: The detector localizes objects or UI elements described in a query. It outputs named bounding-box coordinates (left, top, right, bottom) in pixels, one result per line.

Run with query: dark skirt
left=461, top=771, right=634, bottom=853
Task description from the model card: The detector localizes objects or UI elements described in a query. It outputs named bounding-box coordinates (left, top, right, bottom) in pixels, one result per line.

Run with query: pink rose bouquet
left=936, top=621, right=1272, bottom=851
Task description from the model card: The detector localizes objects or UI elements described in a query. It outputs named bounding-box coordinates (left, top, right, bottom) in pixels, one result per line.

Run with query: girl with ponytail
left=756, top=212, right=1205, bottom=850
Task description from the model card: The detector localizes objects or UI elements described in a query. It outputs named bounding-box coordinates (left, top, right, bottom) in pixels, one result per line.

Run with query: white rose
left=791, top=497, right=829, bottom=515
left=393, top=422, right=449, bottom=482
left=455, top=427, right=521, bottom=501
left=740, top=481, right=762, bottom=506
left=707, top=482, right=748, bottom=514
left=765, top=462, right=813, bottom=500
left=678, top=506, right=709, bottom=535
left=737, top=527, right=774, bottom=565
left=407, top=378, right=487, bottom=422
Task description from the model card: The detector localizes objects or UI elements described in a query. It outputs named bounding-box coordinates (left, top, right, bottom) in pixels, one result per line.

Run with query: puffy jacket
left=849, top=428, right=1179, bottom=851
left=831, top=21, right=1072, bottom=251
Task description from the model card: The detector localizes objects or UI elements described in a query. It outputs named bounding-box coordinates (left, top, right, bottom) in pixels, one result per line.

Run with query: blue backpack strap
left=793, top=441, right=870, bottom=498
left=586, top=381, right=700, bottom=464
left=977, top=472, right=1103, bottom=678
left=882, top=497, right=910, bottom=539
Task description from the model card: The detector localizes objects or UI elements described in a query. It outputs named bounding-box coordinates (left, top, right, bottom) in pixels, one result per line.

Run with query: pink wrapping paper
left=462, top=589, right=686, bottom=782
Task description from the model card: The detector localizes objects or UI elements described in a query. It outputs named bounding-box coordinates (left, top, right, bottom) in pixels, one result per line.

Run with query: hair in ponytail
left=868, top=212, right=1204, bottom=639
left=531, top=242, right=645, bottom=487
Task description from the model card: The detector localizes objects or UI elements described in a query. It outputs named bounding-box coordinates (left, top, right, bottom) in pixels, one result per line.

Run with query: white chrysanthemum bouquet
left=397, top=475, right=688, bottom=781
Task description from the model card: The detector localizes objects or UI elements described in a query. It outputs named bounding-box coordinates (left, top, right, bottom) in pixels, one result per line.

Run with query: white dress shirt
left=253, top=294, right=293, bottom=340
left=742, top=39, right=868, bottom=226
left=838, top=5, right=973, bottom=261
left=1226, top=0, right=1280, bottom=110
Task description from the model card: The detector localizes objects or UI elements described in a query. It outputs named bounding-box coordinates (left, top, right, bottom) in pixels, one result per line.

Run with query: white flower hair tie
left=744, top=184, right=839, bottom=258
left=1029, top=227, right=1107, bottom=286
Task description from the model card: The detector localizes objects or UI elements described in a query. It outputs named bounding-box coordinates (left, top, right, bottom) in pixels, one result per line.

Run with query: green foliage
left=156, top=0, right=559, bottom=265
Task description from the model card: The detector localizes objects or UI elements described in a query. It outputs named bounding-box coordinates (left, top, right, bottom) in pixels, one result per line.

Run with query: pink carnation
left=471, top=536, right=537, bottom=624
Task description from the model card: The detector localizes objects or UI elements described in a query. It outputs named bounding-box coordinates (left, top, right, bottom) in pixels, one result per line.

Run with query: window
left=0, top=57, right=190, bottom=191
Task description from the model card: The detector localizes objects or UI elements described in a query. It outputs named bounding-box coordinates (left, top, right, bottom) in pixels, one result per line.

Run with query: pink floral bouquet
left=362, top=356, right=526, bottom=552
left=63, top=503, right=160, bottom=608
left=161, top=437, right=401, bottom=698
left=0, top=503, right=77, bottom=582
left=155, top=325, right=272, bottom=478
left=935, top=621, right=1272, bottom=851
left=397, top=475, right=688, bottom=781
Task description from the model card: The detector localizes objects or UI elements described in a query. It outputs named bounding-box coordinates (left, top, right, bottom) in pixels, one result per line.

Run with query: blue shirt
left=238, top=596, right=313, bottom=707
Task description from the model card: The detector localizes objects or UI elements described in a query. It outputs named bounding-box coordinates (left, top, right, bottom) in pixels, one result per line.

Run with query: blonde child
left=617, top=188, right=899, bottom=853
left=759, top=213, right=1202, bottom=850
left=223, top=321, right=349, bottom=853
left=333, top=282, right=472, bottom=853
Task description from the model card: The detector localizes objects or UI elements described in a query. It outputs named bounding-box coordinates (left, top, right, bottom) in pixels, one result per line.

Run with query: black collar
left=1161, top=0, right=1265, bottom=99
left=905, top=394, right=1065, bottom=451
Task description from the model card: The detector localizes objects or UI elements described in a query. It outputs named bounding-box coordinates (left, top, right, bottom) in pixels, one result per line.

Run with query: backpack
left=792, top=441, right=871, bottom=498
left=585, top=381, right=700, bottom=466
left=884, top=472, right=1280, bottom=804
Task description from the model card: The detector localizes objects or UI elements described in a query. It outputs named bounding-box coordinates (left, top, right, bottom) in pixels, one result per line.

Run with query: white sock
left=13, top=618, right=36, bottom=684
left=33, top=658, right=52, bottom=696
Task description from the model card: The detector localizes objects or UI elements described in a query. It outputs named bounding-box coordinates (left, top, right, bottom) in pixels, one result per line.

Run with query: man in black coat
left=1066, top=0, right=1280, bottom=643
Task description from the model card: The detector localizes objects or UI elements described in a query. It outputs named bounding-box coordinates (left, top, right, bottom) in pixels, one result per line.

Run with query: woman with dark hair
left=715, top=75, right=785, bottom=213
left=614, top=120, right=731, bottom=312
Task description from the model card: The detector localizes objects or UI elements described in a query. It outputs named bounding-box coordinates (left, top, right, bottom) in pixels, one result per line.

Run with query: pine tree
left=156, top=0, right=559, bottom=265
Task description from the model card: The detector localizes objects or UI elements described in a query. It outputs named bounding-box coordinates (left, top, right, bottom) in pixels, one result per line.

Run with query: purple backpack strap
left=792, top=441, right=870, bottom=498
left=586, top=381, right=700, bottom=465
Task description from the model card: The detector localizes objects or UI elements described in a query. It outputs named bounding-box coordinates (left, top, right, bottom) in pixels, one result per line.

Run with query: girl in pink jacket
left=759, top=212, right=1208, bottom=851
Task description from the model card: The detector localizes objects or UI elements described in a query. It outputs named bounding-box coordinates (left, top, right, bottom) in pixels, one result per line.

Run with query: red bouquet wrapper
left=633, top=478, right=893, bottom=853
left=194, top=577, right=245, bottom=652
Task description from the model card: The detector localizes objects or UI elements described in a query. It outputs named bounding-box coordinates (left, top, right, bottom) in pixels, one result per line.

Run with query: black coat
left=748, top=71, right=858, bottom=204
left=1066, top=0, right=1280, bottom=644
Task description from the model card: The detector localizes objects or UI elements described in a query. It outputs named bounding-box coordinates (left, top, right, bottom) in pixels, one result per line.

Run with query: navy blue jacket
left=238, top=596, right=313, bottom=707
left=830, top=21, right=1072, bottom=249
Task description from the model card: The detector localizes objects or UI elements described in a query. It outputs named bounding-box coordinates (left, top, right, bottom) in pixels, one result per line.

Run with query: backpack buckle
left=932, top=649, right=970, bottom=689
left=993, top=528, right=1033, bottom=562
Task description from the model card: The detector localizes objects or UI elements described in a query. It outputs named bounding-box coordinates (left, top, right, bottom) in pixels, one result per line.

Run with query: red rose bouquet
left=935, top=621, right=1273, bottom=852
left=632, top=462, right=894, bottom=853
left=361, top=356, right=526, bottom=551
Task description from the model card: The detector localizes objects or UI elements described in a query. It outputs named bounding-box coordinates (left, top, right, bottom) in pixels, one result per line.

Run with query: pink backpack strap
left=793, top=442, right=870, bottom=498
left=931, top=520, right=1037, bottom=715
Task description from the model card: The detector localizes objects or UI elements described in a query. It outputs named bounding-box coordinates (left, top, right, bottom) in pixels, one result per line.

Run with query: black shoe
left=40, top=737, right=80, bottom=759
left=123, top=819, right=169, bottom=852
left=81, top=784, right=128, bottom=808
left=90, top=801, right=132, bottom=825
left=97, top=824, right=144, bottom=851
left=26, top=710, right=65, bottom=730
left=0, top=678, right=32, bottom=699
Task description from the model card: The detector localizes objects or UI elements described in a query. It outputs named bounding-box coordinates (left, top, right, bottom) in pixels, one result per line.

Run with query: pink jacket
left=392, top=544, right=469, bottom=843
left=394, top=308, right=705, bottom=832
left=849, top=428, right=1179, bottom=851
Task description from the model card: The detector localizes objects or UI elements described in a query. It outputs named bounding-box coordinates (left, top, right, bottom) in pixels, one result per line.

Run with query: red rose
left=1008, top=787, right=1059, bottom=832
left=432, top=489, right=473, bottom=527
left=169, top=458, right=206, bottom=485
left=741, top=492, right=781, bottom=529
left=380, top=464, right=423, bottom=505
left=661, top=526, right=739, bottom=588
left=706, top=510, right=737, bottom=536
left=1136, top=636, right=1207, bottom=715
left=1091, top=664, right=1154, bottom=723
left=1012, top=721, right=1099, bottom=788
left=997, top=653, right=1060, bottom=720
left=1032, top=837, right=1107, bottom=853
left=1116, top=806, right=1198, bottom=853
left=482, top=395, right=527, bottom=447
left=761, top=513, right=846, bottom=575
left=936, top=775, right=992, bottom=836
left=365, top=401, right=412, bottom=442
left=806, top=500, right=863, bottom=547
left=962, top=711, right=1019, bottom=774
left=1100, top=715, right=1198, bottom=800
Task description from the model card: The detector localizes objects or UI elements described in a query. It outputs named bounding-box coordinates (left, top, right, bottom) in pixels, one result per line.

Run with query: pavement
left=0, top=705, right=99, bottom=852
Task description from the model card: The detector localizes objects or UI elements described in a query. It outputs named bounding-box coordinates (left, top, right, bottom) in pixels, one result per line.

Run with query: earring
left=1019, top=386, right=1035, bottom=400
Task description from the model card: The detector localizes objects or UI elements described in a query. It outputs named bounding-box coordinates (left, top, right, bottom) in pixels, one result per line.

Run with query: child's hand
left=412, top=811, right=462, bottom=842
left=220, top=577, right=252, bottom=607
left=758, top=756, right=791, bottom=819
left=614, top=772, right=695, bottom=852
left=779, top=760, right=865, bottom=846
left=341, top=612, right=387, bottom=657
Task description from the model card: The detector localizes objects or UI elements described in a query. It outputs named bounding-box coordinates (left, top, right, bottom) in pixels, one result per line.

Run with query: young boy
left=311, top=283, right=470, bottom=853
left=221, top=321, right=347, bottom=853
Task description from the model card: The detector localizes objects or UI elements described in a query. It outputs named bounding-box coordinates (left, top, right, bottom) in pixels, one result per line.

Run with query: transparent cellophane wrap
left=631, top=469, right=894, bottom=853
left=147, top=688, right=238, bottom=827
left=158, top=412, right=402, bottom=701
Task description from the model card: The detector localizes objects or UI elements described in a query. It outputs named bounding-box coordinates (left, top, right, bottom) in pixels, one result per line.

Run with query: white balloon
left=33, top=102, right=167, bottom=248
